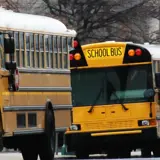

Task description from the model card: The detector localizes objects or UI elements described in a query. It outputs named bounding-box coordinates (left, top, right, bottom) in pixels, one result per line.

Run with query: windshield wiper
left=88, top=75, right=106, bottom=113
left=110, top=89, right=128, bottom=111
left=107, top=79, right=128, bottom=111
left=88, top=73, right=128, bottom=113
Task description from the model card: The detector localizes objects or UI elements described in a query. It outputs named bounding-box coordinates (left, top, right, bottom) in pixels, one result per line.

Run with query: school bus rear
left=65, top=40, right=159, bottom=158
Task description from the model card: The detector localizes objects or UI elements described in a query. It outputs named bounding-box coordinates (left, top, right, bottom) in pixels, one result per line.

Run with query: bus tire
left=75, top=149, right=89, bottom=159
left=107, top=149, right=119, bottom=159
left=19, top=136, right=38, bottom=160
left=0, top=136, right=3, bottom=151
left=119, top=150, right=131, bottom=158
left=153, top=147, right=160, bottom=157
left=141, top=148, right=151, bottom=157
left=39, top=102, right=55, bottom=160
left=21, top=146, right=38, bottom=160
left=75, top=143, right=89, bottom=159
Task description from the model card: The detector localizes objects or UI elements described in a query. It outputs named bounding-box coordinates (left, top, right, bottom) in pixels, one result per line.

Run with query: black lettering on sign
left=87, top=47, right=123, bottom=58
left=87, top=50, right=92, bottom=58
left=117, top=47, right=122, bottom=56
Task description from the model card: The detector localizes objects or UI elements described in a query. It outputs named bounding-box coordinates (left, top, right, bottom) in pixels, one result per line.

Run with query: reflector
left=74, top=53, right=81, bottom=60
left=128, top=49, right=135, bottom=56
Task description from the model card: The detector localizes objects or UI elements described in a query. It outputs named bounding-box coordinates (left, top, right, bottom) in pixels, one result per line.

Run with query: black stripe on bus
left=3, top=105, right=72, bottom=112
left=13, top=127, right=67, bottom=135
left=18, top=68, right=70, bottom=74
left=123, top=44, right=151, bottom=64
left=13, top=129, right=44, bottom=135
left=19, top=87, right=72, bottom=92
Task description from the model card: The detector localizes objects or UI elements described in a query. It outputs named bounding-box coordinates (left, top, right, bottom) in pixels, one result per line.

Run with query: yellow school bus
left=0, top=8, right=76, bottom=160
left=66, top=39, right=160, bottom=158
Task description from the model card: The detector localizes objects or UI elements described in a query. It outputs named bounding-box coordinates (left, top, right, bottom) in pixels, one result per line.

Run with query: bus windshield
left=71, top=64, right=153, bottom=107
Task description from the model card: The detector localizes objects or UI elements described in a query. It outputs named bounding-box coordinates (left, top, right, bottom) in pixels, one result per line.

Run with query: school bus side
left=0, top=8, right=76, bottom=160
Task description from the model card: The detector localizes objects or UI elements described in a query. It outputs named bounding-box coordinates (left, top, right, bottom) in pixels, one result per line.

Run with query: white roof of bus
left=0, top=7, right=76, bottom=36
left=139, top=44, right=160, bottom=61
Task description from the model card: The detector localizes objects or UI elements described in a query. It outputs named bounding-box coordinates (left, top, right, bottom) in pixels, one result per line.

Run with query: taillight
left=128, top=49, right=135, bottom=57
left=74, top=53, right=81, bottom=60
left=128, top=48, right=142, bottom=57
left=70, top=54, right=74, bottom=60
left=70, top=53, right=81, bottom=61
left=73, top=40, right=78, bottom=48
left=135, top=49, right=142, bottom=56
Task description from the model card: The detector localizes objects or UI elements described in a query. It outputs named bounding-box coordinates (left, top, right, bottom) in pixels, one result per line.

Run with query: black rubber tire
left=21, top=147, right=38, bottom=160
left=75, top=149, right=89, bottom=159
left=0, top=136, right=3, bottom=151
left=107, top=150, right=119, bottom=159
left=39, top=105, right=56, bottom=160
left=153, top=147, right=160, bottom=157
left=119, top=150, right=131, bottom=158
left=141, top=148, right=152, bottom=158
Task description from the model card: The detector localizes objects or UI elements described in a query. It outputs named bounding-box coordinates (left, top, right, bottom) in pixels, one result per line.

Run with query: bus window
left=54, top=36, right=58, bottom=68
left=63, top=37, right=68, bottom=69
left=39, top=34, right=44, bottom=68
left=60, top=37, right=63, bottom=68
left=68, top=37, right=73, bottom=50
left=49, top=35, right=53, bottom=68
left=57, top=36, right=62, bottom=68
left=14, top=32, right=20, bottom=67
left=20, top=32, right=25, bottom=67
left=45, top=35, right=50, bottom=68
left=14, top=32, right=19, bottom=49
left=35, top=34, right=40, bottom=68
left=30, top=33, right=35, bottom=67
left=0, top=34, right=4, bottom=67
left=26, top=33, right=30, bottom=67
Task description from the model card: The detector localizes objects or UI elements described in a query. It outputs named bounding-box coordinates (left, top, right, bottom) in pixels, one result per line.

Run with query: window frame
left=4, top=30, right=75, bottom=70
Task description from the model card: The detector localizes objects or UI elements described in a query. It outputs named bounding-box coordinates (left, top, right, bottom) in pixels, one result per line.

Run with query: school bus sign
left=82, top=43, right=126, bottom=67
left=86, top=47, right=123, bottom=58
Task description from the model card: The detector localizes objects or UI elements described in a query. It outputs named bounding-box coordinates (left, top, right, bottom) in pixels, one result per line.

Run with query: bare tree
left=2, top=0, right=160, bottom=44
left=40, top=0, right=156, bottom=44
left=3, top=0, right=44, bottom=14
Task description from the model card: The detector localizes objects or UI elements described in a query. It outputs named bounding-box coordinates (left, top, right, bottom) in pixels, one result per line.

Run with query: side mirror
left=4, top=34, right=15, bottom=54
left=144, top=89, right=155, bottom=99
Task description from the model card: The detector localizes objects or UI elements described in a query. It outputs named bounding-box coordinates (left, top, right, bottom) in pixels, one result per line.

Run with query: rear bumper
left=66, top=127, right=158, bottom=152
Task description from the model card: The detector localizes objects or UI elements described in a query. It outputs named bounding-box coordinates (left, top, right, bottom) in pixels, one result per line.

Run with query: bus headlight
left=138, top=119, right=157, bottom=126
left=141, top=120, right=149, bottom=126
left=69, top=124, right=79, bottom=131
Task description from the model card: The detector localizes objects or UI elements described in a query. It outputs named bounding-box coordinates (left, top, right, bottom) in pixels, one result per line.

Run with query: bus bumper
left=66, top=127, right=157, bottom=153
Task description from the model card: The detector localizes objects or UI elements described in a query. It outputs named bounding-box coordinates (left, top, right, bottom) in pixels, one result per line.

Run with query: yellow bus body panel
left=71, top=102, right=156, bottom=132
left=0, top=72, right=72, bottom=136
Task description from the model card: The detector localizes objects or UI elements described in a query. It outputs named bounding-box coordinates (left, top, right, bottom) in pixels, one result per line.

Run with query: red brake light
left=70, top=54, right=74, bottom=60
left=135, top=49, right=142, bottom=56
left=74, top=40, right=78, bottom=48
